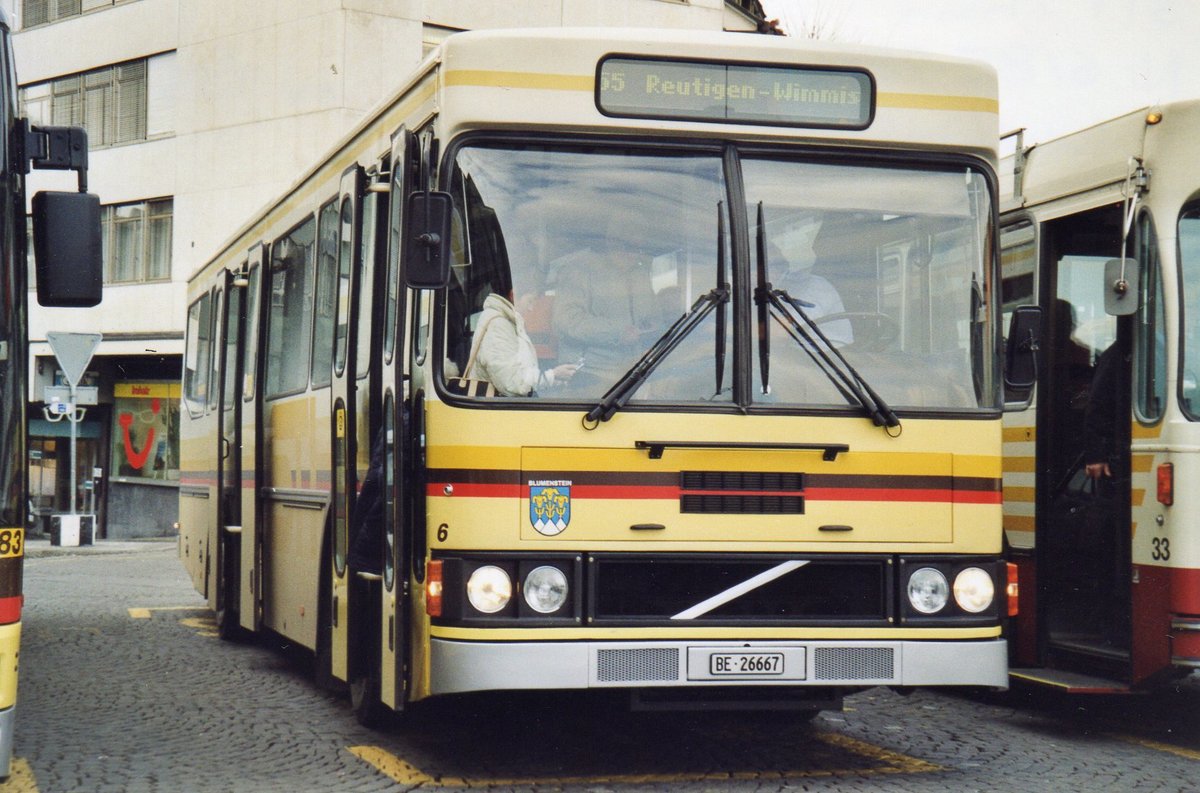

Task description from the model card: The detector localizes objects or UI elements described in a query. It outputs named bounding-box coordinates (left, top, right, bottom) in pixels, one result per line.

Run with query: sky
left=758, top=0, right=1199, bottom=148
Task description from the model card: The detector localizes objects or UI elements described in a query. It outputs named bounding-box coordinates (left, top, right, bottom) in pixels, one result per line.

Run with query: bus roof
left=437, top=27, right=998, bottom=151
left=191, top=27, right=999, bottom=282
left=1001, top=99, right=1200, bottom=215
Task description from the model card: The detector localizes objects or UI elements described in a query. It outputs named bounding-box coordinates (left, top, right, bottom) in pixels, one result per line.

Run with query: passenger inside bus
left=768, top=238, right=852, bottom=347
left=551, top=210, right=661, bottom=389
left=464, top=280, right=578, bottom=397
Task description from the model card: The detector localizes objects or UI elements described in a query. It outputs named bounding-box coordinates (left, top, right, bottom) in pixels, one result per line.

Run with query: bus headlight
left=466, top=565, right=512, bottom=614
left=953, top=567, right=995, bottom=613
left=907, top=567, right=949, bottom=614
left=523, top=565, right=569, bottom=614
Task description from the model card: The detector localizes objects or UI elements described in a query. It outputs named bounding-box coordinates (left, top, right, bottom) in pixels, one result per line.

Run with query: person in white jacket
left=466, top=291, right=577, bottom=396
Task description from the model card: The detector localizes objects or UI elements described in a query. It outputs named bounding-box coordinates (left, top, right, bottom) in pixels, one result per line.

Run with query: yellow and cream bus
left=180, top=27, right=1022, bottom=723
left=1001, top=103, right=1200, bottom=691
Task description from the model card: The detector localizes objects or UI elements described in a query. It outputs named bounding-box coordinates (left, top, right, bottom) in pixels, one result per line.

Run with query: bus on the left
left=0, top=7, right=102, bottom=778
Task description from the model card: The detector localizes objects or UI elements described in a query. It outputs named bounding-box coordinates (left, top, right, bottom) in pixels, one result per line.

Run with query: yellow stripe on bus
left=1003, top=514, right=1035, bottom=532
left=1003, top=456, right=1035, bottom=472
left=1002, top=426, right=1035, bottom=443
left=954, top=454, right=1002, bottom=477
left=1131, top=422, right=1163, bottom=440
left=444, top=70, right=999, bottom=117
left=446, top=69, right=593, bottom=91
left=1003, top=486, right=1035, bottom=503
left=430, top=625, right=1001, bottom=641
left=877, top=92, right=999, bottom=114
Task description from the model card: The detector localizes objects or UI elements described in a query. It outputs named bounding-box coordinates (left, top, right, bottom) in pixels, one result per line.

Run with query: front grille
left=680, top=471, right=806, bottom=515
left=597, top=648, right=680, bottom=682
left=589, top=554, right=891, bottom=625
left=813, top=647, right=895, bottom=680
left=680, top=494, right=804, bottom=514
left=681, top=472, right=804, bottom=491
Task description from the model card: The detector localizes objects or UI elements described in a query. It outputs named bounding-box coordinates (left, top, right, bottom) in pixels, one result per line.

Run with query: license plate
left=687, top=647, right=806, bottom=681
left=711, top=652, right=783, bottom=676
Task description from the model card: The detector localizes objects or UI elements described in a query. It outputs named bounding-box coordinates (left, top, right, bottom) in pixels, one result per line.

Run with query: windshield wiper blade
left=752, top=214, right=896, bottom=429
left=753, top=202, right=771, bottom=393
left=769, top=287, right=900, bottom=429
left=715, top=203, right=728, bottom=396
left=585, top=284, right=729, bottom=425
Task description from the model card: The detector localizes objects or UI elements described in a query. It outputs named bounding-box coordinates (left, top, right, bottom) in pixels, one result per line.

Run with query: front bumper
left=430, top=637, right=1008, bottom=695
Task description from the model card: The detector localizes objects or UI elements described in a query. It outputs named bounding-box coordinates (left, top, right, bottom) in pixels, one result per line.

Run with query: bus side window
left=1134, top=211, right=1164, bottom=423
left=264, top=216, right=317, bottom=398
left=184, top=292, right=212, bottom=416
left=1001, top=222, right=1037, bottom=405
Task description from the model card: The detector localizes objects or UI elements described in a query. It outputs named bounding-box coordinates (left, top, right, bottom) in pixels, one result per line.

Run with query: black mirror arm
left=16, top=120, right=90, bottom=193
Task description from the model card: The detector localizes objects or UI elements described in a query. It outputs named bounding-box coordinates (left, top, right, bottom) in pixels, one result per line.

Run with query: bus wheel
left=350, top=668, right=388, bottom=728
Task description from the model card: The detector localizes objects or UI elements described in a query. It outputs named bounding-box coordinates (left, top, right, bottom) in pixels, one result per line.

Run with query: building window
left=20, top=59, right=147, bottom=148
left=22, top=0, right=120, bottom=29
left=102, top=198, right=172, bottom=284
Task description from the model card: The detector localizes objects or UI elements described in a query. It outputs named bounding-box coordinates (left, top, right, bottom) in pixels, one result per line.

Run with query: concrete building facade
left=11, top=0, right=769, bottom=537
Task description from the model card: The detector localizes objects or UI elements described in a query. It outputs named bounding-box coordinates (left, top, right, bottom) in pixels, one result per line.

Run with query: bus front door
left=215, top=267, right=246, bottom=638
left=1038, top=207, right=1133, bottom=680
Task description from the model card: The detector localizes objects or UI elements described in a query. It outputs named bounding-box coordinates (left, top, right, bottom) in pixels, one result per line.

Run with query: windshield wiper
left=714, top=203, right=728, bottom=396
left=769, top=287, right=900, bottom=429
left=753, top=212, right=898, bottom=429
left=585, top=282, right=730, bottom=425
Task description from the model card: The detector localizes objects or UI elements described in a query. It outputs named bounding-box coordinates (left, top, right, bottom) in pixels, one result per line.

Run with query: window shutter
left=22, top=0, right=48, bottom=28
left=116, top=61, right=147, bottom=143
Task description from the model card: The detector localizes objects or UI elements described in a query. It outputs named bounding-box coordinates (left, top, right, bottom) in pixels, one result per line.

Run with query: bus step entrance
left=1009, top=668, right=1133, bottom=695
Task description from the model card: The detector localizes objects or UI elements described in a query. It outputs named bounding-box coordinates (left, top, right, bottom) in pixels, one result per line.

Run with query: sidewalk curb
left=25, top=537, right=177, bottom=558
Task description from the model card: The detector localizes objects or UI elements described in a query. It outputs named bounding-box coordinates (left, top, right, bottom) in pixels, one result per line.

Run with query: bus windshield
left=442, top=141, right=997, bottom=413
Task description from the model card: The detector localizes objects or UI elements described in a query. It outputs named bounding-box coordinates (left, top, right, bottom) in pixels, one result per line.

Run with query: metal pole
left=68, top=383, right=77, bottom=515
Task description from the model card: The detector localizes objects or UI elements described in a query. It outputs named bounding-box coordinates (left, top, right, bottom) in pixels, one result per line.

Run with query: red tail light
left=425, top=559, right=443, bottom=617
left=1158, top=463, right=1174, bottom=506
left=1006, top=562, right=1019, bottom=617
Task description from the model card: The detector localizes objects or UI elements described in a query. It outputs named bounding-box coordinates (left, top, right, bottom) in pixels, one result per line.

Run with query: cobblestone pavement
left=7, top=539, right=1198, bottom=792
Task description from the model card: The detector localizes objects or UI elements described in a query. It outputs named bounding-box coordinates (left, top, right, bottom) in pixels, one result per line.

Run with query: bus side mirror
left=403, top=190, right=453, bottom=289
left=1004, top=304, right=1042, bottom=390
left=32, top=190, right=102, bottom=307
left=1104, top=257, right=1140, bottom=316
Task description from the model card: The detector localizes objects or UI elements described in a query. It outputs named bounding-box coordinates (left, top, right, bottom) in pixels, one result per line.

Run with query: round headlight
left=523, top=565, right=569, bottom=614
left=954, top=567, right=995, bottom=613
left=907, top=567, right=949, bottom=614
left=466, top=565, right=512, bottom=614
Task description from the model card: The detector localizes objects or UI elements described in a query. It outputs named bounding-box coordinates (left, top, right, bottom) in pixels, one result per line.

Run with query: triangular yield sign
left=47, top=331, right=102, bottom=388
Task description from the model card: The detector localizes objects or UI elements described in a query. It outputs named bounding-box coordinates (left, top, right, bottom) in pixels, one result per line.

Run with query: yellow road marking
left=180, top=616, right=219, bottom=638
left=4, top=758, right=38, bottom=792
left=128, top=606, right=207, bottom=619
left=1112, top=733, right=1200, bottom=761
left=349, top=732, right=941, bottom=786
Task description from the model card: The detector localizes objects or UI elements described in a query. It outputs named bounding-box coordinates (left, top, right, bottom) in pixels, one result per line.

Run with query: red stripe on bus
left=1171, top=566, right=1200, bottom=615
left=805, top=487, right=998, bottom=503
left=0, top=596, right=23, bottom=625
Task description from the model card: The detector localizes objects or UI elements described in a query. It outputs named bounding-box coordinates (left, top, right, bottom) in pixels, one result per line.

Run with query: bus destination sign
left=597, top=56, right=873, bottom=129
